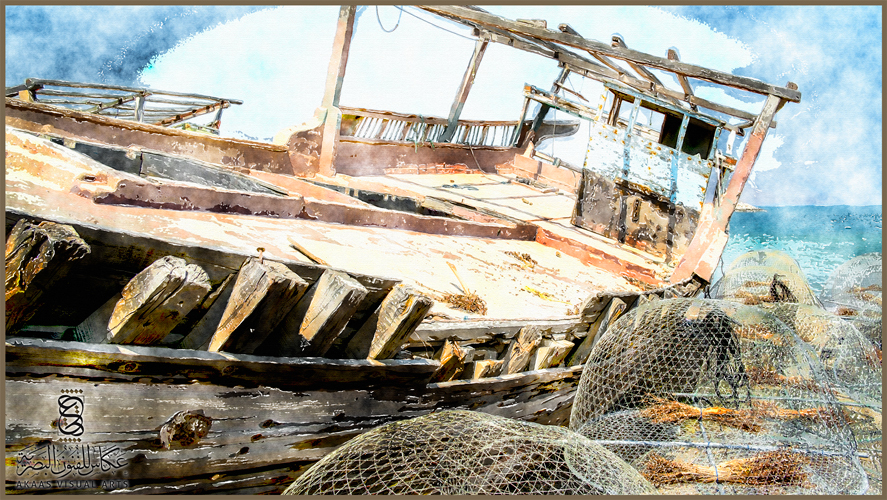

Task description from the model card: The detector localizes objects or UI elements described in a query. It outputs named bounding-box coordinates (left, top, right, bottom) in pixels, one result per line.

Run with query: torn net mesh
left=283, top=410, right=658, bottom=495
left=820, top=252, right=882, bottom=348
left=570, top=298, right=871, bottom=494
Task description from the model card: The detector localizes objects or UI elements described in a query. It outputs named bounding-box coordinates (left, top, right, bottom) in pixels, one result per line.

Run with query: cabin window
left=659, top=115, right=717, bottom=158
left=602, top=89, right=718, bottom=159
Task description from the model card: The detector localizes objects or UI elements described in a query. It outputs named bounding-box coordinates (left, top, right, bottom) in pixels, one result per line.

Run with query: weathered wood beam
left=319, top=5, right=357, bottom=176
left=263, top=269, right=367, bottom=357
left=667, top=48, right=697, bottom=111
left=528, top=66, right=571, bottom=143
left=559, top=54, right=777, bottom=131
left=344, top=284, right=434, bottom=360
left=501, top=325, right=543, bottom=375
left=430, top=340, right=468, bottom=382
left=528, top=339, right=574, bottom=370
left=566, top=297, right=629, bottom=366
left=180, top=273, right=236, bottom=350
left=208, top=257, right=309, bottom=354
left=5, top=219, right=90, bottom=334
left=467, top=358, right=504, bottom=379
left=418, top=5, right=801, bottom=102
left=23, top=78, right=242, bottom=104
left=441, top=37, right=489, bottom=143
left=106, top=256, right=211, bottom=345
left=671, top=94, right=785, bottom=283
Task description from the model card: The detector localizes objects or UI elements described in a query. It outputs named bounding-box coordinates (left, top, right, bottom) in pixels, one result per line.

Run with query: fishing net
left=820, top=253, right=882, bottom=348
left=570, top=298, right=869, bottom=494
left=726, top=250, right=807, bottom=280
left=760, top=302, right=883, bottom=494
left=283, top=410, right=658, bottom=495
left=710, top=265, right=820, bottom=307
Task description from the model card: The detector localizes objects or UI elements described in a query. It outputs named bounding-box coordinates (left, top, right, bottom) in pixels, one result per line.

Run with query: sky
left=5, top=5, right=882, bottom=207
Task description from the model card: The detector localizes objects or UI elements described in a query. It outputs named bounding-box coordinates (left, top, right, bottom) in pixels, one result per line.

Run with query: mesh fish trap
left=710, top=265, right=820, bottom=306
left=570, top=298, right=869, bottom=494
left=726, top=250, right=807, bottom=280
left=820, top=252, right=882, bottom=348
left=283, top=410, right=658, bottom=495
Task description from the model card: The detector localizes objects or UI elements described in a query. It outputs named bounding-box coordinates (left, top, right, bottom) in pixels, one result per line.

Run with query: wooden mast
left=318, top=5, right=357, bottom=176
left=440, top=36, right=490, bottom=143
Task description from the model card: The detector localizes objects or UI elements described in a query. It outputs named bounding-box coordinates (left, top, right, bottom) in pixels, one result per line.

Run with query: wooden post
left=207, top=257, right=308, bottom=354
left=343, top=284, right=433, bottom=360
left=527, top=66, right=570, bottom=143
left=134, top=94, right=146, bottom=122
left=671, top=93, right=785, bottom=283
left=440, top=37, right=489, bottom=143
left=528, top=339, right=574, bottom=370
left=501, top=325, right=543, bottom=375
left=5, top=219, right=90, bottom=335
left=107, top=256, right=211, bottom=345
left=318, top=5, right=357, bottom=176
left=262, top=269, right=367, bottom=357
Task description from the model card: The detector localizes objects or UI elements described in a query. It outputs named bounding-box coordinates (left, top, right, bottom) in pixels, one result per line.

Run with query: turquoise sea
left=713, top=205, right=882, bottom=294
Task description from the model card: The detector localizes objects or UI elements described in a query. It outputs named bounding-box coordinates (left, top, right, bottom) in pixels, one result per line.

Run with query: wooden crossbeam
left=419, top=5, right=801, bottom=102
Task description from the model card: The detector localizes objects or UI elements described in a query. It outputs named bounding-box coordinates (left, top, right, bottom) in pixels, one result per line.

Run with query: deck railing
left=6, top=78, right=242, bottom=134
left=339, top=107, right=522, bottom=148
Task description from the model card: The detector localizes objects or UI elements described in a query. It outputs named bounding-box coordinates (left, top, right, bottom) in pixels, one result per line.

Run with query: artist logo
left=15, top=389, right=130, bottom=487
left=57, top=392, right=85, bottom=437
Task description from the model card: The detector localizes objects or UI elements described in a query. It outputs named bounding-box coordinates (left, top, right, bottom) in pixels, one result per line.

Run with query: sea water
left=713, top=205, right=882, bottom=294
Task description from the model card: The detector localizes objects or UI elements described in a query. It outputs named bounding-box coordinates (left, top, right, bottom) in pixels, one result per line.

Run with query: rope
left=397, top=6, right=476, bottom=41
left=376, top=5, right=402, bottom=33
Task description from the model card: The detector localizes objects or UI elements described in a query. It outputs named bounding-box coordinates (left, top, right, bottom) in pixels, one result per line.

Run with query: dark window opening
left=659, top=115, right=716, bottom=158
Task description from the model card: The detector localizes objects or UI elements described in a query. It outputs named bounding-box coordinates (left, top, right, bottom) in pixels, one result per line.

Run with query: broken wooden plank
left=103, top=256, right=211, bottom=345
left=468, top=358, right=504, bottom=379
left=262, top=269, right=367, bottom=357
left=5, top=219, right=90, bottom=334
left=501, top=325, right=543, bottom=375
left=179, top=273, right=237, bottom=350
left=343, top=284, right=434, bottom=360
left=566, top=297, right=629, bottom=367
left=429, top=340, right=468, bottom=382
left=208, top=257, right=309, bottom=354
left=529, top=339, right=574, bottom=370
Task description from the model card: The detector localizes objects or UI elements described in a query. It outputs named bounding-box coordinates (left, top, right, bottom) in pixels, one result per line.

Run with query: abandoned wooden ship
left=5, top=5, right=802, bottom=494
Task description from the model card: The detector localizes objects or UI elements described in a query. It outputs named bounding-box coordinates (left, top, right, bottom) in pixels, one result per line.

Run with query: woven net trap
left=283, top=410, right=658, bottom=495
left=819, top=252, right=882, bottom=349
left=569, top=297, right=875, bottom=494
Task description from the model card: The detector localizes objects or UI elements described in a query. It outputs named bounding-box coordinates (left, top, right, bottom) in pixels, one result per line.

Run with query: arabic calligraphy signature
left=16, top=443, right=128, bottom=477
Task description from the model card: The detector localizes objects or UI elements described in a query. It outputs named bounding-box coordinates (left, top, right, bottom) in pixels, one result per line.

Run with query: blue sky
left=5, top=5, right=882, bottom=207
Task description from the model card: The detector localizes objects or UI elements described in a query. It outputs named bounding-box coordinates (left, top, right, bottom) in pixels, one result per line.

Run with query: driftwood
left=208, top=257, right=308, bottom=354
left=430, top=340, right=468, bottom=382
left=529, top=339, right=574, bottom=370
left=106, top=256, right=211, bottom=345
left=501, top=325, right=543, bottom=374
left=344, top=284, right=434, bottom=360
left=5, top=219, right=90, bottom=334
left=263, top=270, right=367, bottom=357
